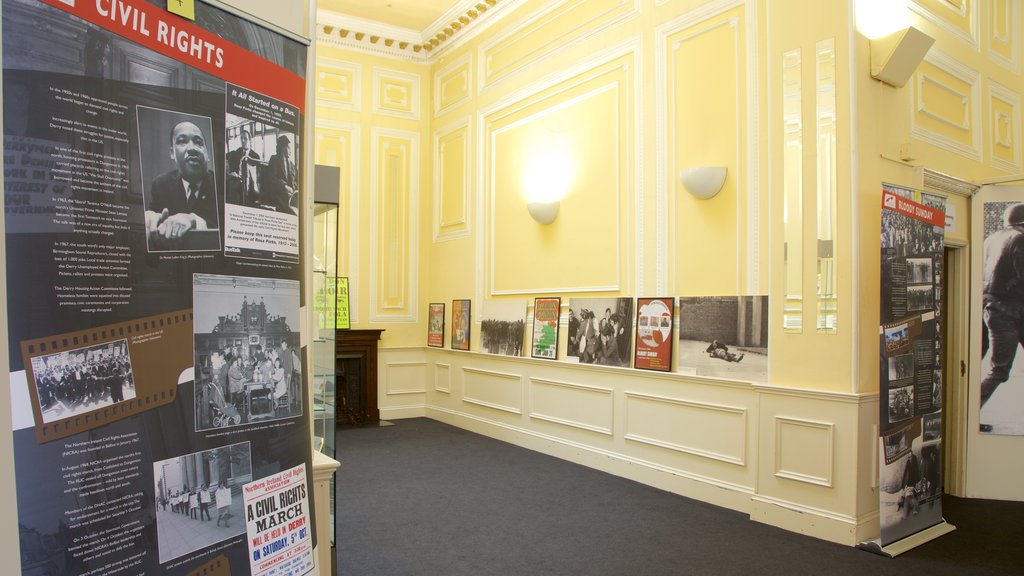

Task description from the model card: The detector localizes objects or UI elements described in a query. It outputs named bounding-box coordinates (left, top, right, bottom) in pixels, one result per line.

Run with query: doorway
left=941, top=243, right=968, bottom=496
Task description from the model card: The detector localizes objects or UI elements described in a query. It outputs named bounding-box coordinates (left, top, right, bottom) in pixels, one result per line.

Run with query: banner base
left=856, top=520, right=956, bottom=557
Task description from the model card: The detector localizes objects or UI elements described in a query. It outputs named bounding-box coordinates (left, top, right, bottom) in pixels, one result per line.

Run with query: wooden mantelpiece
left=335, top=329, right=383, bottom=424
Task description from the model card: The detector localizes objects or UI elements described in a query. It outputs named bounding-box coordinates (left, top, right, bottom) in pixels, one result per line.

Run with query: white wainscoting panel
left=385, top=361, right=427, bottom=395
left=435, top=362, right=452, bottom=393
left=624, top=391, right=747, bottom=466
left=774, top=416, right=834, bottom=487
left=529, top=377, right=614, bottom=435
left=463, top=366, right=523, bottom=414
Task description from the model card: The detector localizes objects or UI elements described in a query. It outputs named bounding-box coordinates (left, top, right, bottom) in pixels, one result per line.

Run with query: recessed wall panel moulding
left=433, top=120, right=471, bottom=242
left=986, top=0, right=1021, bottom=73
left=316, top=58, right=360, bottom=111
left=910, top=48, right=982, bottom=162
left=371, top=128, right=419, bottom=322
left=910, top=0, right=979, bottom=48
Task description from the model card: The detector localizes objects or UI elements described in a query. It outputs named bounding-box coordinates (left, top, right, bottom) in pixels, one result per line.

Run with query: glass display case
left=312, top=199, right=338, bottom=547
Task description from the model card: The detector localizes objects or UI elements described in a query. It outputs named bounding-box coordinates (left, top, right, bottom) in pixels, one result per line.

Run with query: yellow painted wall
left=315, top=0, right=1022, bottom=394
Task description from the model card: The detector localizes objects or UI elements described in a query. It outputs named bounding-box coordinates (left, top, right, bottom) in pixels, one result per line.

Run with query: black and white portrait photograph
left=888, top=384, right=915, bottom=424
left=567, top=297, right=633, bottom=367
left=136, top=106, right=221, bottom=253
left=28, top=340, right=136, bottom=424
left=677, top=296, right=768, bottom=383
left=479, top=299, right=526, bottom=357
left=193, top=274, right=301, bottom=432
left=887, top=353, right=915, bottom=382
left=152, top=442, right=252, bottom=564
left=224, top=114, right=299, bottom=215
left=978, top=201, right=1024, bottom=435
left=905, top=257, right=933, bottom=285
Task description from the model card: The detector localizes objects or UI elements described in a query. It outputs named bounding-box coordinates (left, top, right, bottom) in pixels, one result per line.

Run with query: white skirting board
left=856, top=520, right=956, bottom=557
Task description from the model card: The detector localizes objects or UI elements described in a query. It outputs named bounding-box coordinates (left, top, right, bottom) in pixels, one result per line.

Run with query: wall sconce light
left=528, top=201, right=560, bottom=225
left=870, top=26, right=934, bottom=88
left=679, top=167, right=728, bottom=200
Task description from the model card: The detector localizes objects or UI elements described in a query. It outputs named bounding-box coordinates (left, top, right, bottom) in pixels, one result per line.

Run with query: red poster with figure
left=633, top=298, right=674, bottom=372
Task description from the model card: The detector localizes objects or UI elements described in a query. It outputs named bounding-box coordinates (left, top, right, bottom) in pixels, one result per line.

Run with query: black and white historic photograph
left=879, top=433, right=940, bottom=541
left=906, top=284, right=935, bottom=312
left=137, top=106, right=221, bottom=253
left=152, top=442, right=253, bottom=564
left=978, top=200, right=1024, bottom=435
left=225, top=114, right=299, bottom=215
left=193, top=274, right=301, bottom=431
left=28, top=340, right=136, bottom=424
left=888, top=384, right=915, bottom=424
left=887, top=353, right=915, bottom=382
left=905, top=257, right=933, bottom=285
left=480, top=299, right=526, bottom=357
left=567, top=297, right=633, bottom=367
left=677, top=295, right=768, bottom=382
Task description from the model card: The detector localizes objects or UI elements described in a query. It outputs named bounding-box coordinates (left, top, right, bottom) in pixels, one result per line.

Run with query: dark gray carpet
left=334, top=418, right=1023, bottom=576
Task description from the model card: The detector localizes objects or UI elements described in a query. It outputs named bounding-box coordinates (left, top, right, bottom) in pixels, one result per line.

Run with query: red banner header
left=41, top=0, right=305, bottom=112
left=882, top=190, right=945, bottom=228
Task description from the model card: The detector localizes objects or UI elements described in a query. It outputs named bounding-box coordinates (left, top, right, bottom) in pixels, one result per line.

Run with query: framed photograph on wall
left=427, top=303, right=445, bottom=348
left=531, top=297, right=561, bottom=359
left=634, top=297, right=675, bottom=372
left=451, top=299, right=471, bottom=351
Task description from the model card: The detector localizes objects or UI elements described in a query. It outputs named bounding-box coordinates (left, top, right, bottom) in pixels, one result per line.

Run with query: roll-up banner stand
left=859, top=183, right=956, bottom=557
left=2, top=1, right=314, bottom=574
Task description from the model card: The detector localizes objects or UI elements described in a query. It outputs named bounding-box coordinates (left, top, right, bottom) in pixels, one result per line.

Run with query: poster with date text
left=2, top=1, right=314, bottom=575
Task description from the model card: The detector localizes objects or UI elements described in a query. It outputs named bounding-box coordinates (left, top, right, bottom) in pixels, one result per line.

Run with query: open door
left=967, top=185, right=1024, bottom=499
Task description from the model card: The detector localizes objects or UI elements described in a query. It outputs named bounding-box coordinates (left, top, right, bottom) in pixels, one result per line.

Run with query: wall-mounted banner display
left=977, top=200, right=1024, bottom=436
left=480, top=299, right=526, bottom=357
left=869, top=183, right=950, bottom=553
left=677, top=296, right=768, bottom=383
left=531, top=297, right=560, bottom=360
left=566, top=297, right=633, bottom=367
left=426, top=303, right=445, bottom=348
left=3, top=1, right=313, bottom=575
left=634, top=298, right=674, bottom=372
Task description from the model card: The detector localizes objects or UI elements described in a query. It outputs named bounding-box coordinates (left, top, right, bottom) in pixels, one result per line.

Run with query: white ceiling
left=318, top=0, right=459, bottom=33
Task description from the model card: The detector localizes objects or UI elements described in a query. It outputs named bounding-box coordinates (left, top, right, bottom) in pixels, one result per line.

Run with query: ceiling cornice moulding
left=317, top=0, right=503, bottom=62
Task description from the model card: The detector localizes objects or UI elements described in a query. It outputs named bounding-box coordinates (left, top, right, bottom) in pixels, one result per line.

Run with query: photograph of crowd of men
left=137, top=106, right=221, bottom=252
left=29, top=339, right=136, bottom=424
left=193, top=275, right=301, bottom=432
left=567, top=298, right=633, bottom=367
left=480, top=299, right=526, bottom=357
left=153, top=442, right=252, bottom=563
left=224, top=115, right=299, bottom=215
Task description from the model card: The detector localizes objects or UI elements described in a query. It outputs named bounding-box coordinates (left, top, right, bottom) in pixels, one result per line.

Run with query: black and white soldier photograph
left=905, top=257, right=933, bottom=285
left=676, top=296, right=768, bottom=382
left=193, top=274, right=301, bottom=432
left=887, top=353, right=915, bottom=382
left=136, top=106, right=221, bottom=253
left=978, top=201, right=1024, bottom=435
left=906, top=284, right=935, bottom=312
left=29, top=340, right=136, bottom=424
left=479, top=299, right=526, bottom=357
left=152, top=442, right=252, bottom=564
left=567, top=297, right=633, bottom=367
left=888, top=384, right=915, bottom=424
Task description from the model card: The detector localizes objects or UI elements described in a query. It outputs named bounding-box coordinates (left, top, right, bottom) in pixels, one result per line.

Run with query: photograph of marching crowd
left=479, top=299, right=526, bottom=357
left=153, top=442, right=252, bottom=563
left=566, top=297, right=633, bottom=367
left=193, top=274, right=301, bottom=432
left=29, top=340, right=136, bottom=424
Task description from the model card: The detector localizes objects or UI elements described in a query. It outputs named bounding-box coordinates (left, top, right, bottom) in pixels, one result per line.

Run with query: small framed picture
left=634, top=297, right=675, bottom=372
left=531, top=297, right=560, bottom=360
left=427, top=303, right=445, bottom=348
left=451, top=299, right=471, bottom=351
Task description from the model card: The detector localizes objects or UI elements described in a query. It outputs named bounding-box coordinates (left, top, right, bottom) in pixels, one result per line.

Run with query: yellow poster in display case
left=336, top=277, right=350, bottom=329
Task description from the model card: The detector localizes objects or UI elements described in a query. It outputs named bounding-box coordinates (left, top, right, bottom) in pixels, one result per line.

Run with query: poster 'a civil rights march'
left=2, top=1, right=314, bottom=575
left=877, top=183, right=945, bottom=548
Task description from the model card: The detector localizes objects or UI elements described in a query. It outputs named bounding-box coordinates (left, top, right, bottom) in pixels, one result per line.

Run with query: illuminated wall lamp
left=870, top=26, right=934, bottom=88
left=679, top=167, right=727, bottom=200
left=527, top=201, right=560, bottom=225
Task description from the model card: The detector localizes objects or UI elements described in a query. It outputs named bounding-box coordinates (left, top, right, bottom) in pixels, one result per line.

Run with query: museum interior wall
left=313, top=0, right=1023, bottom=545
